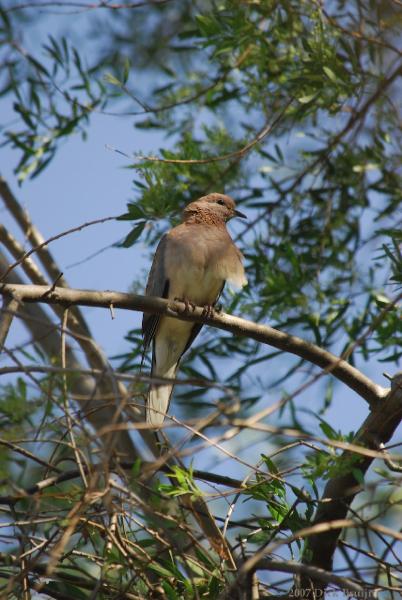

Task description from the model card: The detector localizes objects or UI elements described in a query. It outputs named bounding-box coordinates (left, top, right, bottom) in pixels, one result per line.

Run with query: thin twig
left=132, top=98, right=293, bottom=165
left=0, top=215, right=118, bottom=283
left=61, top=308, right=88, bottom=487
left=5, top=0, right=171, bottom=11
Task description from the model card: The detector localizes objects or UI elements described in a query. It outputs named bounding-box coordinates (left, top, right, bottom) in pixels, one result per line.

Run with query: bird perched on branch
left=142, top=193, right=247, bottom=427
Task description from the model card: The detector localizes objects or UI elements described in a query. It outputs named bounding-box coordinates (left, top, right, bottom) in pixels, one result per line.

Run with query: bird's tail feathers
left=146, top=361, right=178, bottom=427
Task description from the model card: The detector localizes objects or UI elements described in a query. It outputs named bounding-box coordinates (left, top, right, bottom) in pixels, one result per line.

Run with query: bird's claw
left=173, top=298, right=216, bottom=317
left=201, top=304, right=215, bottom=318
left=174, top=297, right=196, bottom=313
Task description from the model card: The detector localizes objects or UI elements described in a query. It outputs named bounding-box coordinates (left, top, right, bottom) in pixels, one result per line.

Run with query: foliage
left=0, top=0, right=401, bottom=598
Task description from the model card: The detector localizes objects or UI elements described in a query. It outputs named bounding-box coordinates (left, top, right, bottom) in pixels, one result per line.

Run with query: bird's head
left=183, top=193, right=246, bottom=223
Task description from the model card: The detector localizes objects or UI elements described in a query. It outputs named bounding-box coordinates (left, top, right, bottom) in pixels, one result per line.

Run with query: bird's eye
left=217, top=199, right=225, bottom=206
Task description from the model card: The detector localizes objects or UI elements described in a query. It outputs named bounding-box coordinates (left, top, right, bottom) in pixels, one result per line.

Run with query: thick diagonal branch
left=0, top=176, right=91, bottom=337
left=297, top=372, right=402, bottom=596
left=0, top=283, right=389, bottom=406
left=0, top=252, right=136, bottom=456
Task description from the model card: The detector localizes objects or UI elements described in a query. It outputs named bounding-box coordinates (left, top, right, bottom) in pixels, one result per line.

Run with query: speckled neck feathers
left=183, top=208, right=227, bottom=227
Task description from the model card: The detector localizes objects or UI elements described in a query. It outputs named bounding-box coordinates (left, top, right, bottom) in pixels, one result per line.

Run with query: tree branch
left=297, top=372, right=402, bottom=596
left=0, top=283, right=389, bottom=406
left=0, top=179, right=151, bottom=456
left=0, top=175, right=94, bottom=338
left=0, top=295, right=20, bottom=353
left=0, top=252, right=137, bottom=457
left=0, top=462, right=244, bottom=505
left=0, top=280, right=232, bottom=563
left=0, top=176, right=69, bottom=287
left=134, top=99, right=292, bottom=165
left=5, top=0, right=171, bottom=12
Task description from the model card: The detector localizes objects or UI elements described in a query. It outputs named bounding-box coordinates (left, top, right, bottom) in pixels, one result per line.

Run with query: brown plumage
left=142, top=193, right=247, bottom=427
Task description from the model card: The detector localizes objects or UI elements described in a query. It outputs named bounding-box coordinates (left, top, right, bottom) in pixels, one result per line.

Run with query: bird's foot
left=174, top=297, right=196, bottom=313
left=201, top=304, right=215, bottom=318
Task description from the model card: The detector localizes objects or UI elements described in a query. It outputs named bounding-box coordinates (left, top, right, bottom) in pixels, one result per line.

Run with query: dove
left=142, top=193, right=247, bottom=427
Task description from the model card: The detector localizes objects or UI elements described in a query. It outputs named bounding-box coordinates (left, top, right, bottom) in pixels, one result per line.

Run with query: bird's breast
left=168, top=260, right=223, bottom=305
left=165, top=225, right=238, bottom=304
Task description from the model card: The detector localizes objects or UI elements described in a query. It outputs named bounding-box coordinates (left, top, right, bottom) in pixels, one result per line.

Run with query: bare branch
left=4, top=0, right=171, bottom=12
left=0, top=282, right=389, bottom=405
left=0, top=252, right=137, bottom=457
left=0, top=277, right=233, bottom=565
left=378, top=442, right=402, bottom=472
left=0, top=213, right=117, bottom=283
left=0, top=295, right=20, bottom=353
left=133, top=99, right=293, bottom=165
left=0, top=177, right=70, bottom=287
left=296, top=372, right=402, bottom=596
left=0, top=461, right=244, bottom=505
left=0, top=438, right=62, bottom=474
left=0, top=178, right=152, bottom=456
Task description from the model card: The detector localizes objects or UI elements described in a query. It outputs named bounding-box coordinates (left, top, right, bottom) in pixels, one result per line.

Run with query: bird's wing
left=147, top=281, right=224, bottom=427
left=142, top=234, right=170, bottom=353
left=180, top=281, right=225, bottom=357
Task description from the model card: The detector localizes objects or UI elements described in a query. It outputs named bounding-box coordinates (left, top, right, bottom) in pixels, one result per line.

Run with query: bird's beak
left=234, top=209, right=247, bottom=219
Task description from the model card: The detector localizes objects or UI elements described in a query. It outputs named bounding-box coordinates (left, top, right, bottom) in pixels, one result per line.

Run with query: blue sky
left=1, top=4, right=398, bottom=452
left=0, top=3, right=164, bottom=354
left=1, top=9, right=401, bottom=597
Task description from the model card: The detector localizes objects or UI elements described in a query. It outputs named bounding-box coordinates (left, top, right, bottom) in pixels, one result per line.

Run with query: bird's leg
left=201, top=304, right=215, bottom=318
left=174, top=297, right=196, bottom=313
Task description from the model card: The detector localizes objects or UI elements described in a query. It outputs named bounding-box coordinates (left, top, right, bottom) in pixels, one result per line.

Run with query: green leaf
left=352, top=468, right=365, bottom=485
left=372, top=292, right=391, bottom=306
left=319, top=421, right=338, bottom=440
left=117, top=202, right=147, bottom=221
left=131, top=457, right=142, bottom=478
left=261, top=455, right=279, bottom=475
left=149, top=561, right=177, bottom=578
left=122, top=57, right=131, bottom=85
left=104, top=72, right=121, bottom=87
left=297, top=93, right=317, bottom=104
left=161, top=581, right=180, bottom=600
left=323, top=66, right=338, bottom=83
left=118, top=222, right=146, bottom=247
